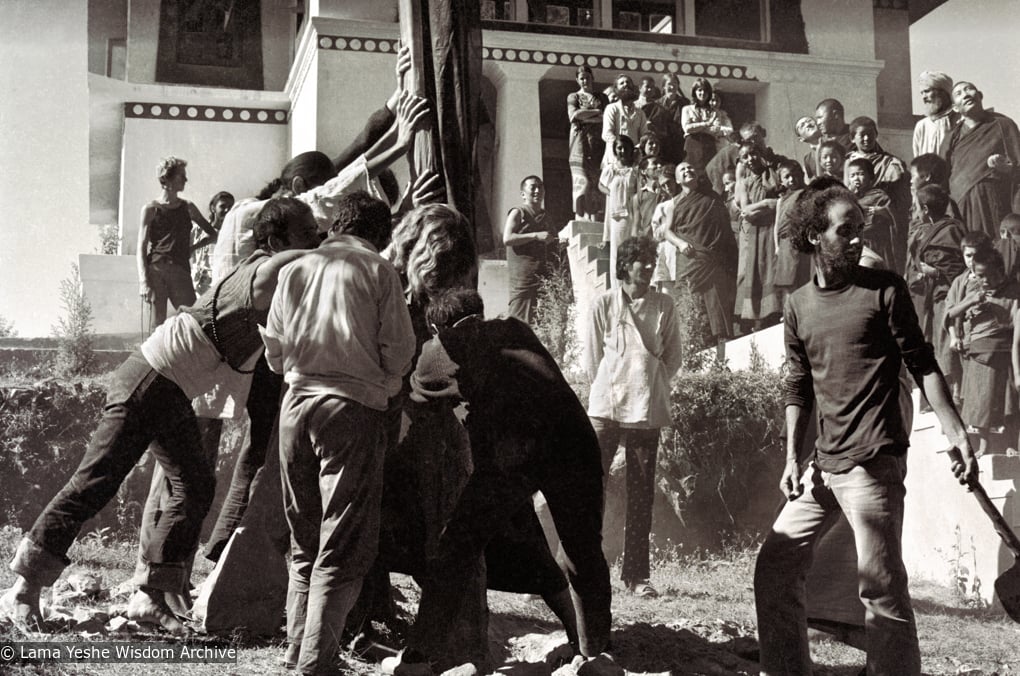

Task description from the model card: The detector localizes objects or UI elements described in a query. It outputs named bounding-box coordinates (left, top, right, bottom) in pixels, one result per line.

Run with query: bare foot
left=0, top=586, right=43, bottom=630
left=126, top=588, right=187, bottom=634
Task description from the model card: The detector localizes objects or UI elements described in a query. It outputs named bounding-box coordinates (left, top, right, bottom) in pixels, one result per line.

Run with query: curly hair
left=254, top=197, right=313, bottom=251
left=157, top=156, right=187, bottom=188
left=615, top=236, right=658, bottom=280
left=329, top=190, right=392, bottom=249
left=787, top=180, right=857, bottom=255
left=389, top=204, right=476, bottom=300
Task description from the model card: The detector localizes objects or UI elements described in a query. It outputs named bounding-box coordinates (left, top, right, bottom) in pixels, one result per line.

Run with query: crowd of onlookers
left=560, top=66, right=1020, bottom=451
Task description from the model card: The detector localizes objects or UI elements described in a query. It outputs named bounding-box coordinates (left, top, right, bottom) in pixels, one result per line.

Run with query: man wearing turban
left=913, top=70, right=959, bottom=158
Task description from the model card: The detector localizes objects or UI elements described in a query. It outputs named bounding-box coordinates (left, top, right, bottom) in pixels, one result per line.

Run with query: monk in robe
left=905, top=184, right=967, bottom=378
left=652, top=162, right=737, bottom=341
left=846, top=158, right=898, bottom=269
left=734, top=140, right=781, bottom=328
left=941, top=81, right=1020, bottom=240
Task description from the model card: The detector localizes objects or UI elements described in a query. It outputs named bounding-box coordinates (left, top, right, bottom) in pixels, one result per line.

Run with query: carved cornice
left=124, top=102, right=289, bottom=124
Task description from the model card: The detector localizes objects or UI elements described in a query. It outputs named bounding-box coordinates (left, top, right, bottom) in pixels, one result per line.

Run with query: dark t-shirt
left=783, top=266, right=938, bottom=472
left=148, top=201, right=193, bottom=268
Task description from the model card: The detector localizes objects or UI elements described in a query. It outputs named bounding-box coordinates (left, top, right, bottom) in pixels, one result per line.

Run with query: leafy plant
left=51, top=264, right=97, bottom=377
left=658, top=362, right=785, bottom=542
left=534, top=259, right=590, bottom=405
left=671, top=280, right=716, bottom=372
left=96, top=224, right=121, bottom=255
left=0, top=379, right=153, bottom=537
left=0, top=315, right=16, bottom=338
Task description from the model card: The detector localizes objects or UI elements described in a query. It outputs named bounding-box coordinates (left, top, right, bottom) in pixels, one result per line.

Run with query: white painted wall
left=0, top=0, right=98, bottom=338
left=802, top=0, right=875, bottom=60
left=88, top=0, right=128, bottom=77
left=118, top=114, right=290, bottom=255
left=910, top=0, right=1020, bottom=121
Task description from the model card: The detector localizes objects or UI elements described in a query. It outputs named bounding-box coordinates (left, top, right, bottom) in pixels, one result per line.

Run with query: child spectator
left=945, top=248, right=1020, bottom=456
left=909, top=153, right=961, bottom=233
left=651, top=165, right=679, bottom=294
left=773, top=160, right=810, bottom=304
left=816, top=140, right=845, bottom=181
left=632, top=155, right=665, bottom=240
left=945, top=231, right=996, bottom=411
left=191, top=191, right=235, bottom=295
left=905, top=185, right=967, bottom=385
left=600, top=136, right=640, bottom=288
left=995, top=213, right=1020, bottom=284
left=846, top=158, right=898, bottom=268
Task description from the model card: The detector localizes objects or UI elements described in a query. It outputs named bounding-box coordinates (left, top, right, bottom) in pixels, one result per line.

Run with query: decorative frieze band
left=124, top=102, right=289, bottom=124
left=316, top=35, right=758, bottom=82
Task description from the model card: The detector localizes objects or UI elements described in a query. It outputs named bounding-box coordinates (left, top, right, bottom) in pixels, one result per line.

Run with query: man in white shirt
left=913, top=70, right=959, bottom=158
left=263, top=190, right=415, bottom=675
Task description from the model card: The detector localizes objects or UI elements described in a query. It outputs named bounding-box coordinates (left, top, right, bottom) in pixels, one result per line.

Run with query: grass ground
left=0, top=526, right=1018, bottom=675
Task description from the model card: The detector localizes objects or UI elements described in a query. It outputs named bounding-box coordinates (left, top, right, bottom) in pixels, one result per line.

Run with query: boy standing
left=846, top=158, right=898, bottom=269
left=945, top=231, right=995, bottom=412
left=945, top=247, right=1020, bottom=456
left=503, top=176, right=559, bottom=324
left=905, top=185, right=967, bottom=386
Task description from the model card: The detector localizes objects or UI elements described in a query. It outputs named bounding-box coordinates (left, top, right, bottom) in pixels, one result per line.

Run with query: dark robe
left=735, top=167, right=781, bottom=321
left=905, top=215, right=966, bottom=375
left=941, top=112, right=1020, bottom=240
left=856, top=187, right=898, bottom=274
left=774, top=189, right=812, bottom=292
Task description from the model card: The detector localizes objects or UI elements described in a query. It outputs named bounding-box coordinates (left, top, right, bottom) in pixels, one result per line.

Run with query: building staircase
left=560, top=219, right=611, bottom=329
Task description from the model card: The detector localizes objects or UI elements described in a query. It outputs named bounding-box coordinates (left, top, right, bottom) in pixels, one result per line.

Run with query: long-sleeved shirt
left=263, top=234, right=415, bottom=410
left=585, top=287, right=683, bottom=428
left=784, top=266, right=938, bottom=472
left=211, top=156, right=371, bottom=282
left=601, top=101, right=648, bottom=166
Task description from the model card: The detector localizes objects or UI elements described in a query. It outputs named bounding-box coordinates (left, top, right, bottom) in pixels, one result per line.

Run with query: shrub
left=671, top=281, right=716, bottom=372
left=0, top=315, right=16, bottom=338
left=656, top=358, right=785, bottom=545
left=0, top=379, right=154, bottom=539
left=51, top=264, right=97, bottom=377
left=534, top=259, right=590, bottom=405
left=96, top=224, right=121, bottom=256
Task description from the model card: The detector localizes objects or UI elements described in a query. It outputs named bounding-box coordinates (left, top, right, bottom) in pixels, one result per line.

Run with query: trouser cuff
left=10, top=537, right=69, bottom=587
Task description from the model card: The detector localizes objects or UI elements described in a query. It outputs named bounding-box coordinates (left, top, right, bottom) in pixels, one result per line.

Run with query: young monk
left=946, top=248, right=1020, bottom=456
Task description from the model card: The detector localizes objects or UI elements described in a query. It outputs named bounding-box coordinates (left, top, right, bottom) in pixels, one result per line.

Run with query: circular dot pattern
left=309, top=35, right=759, bottom=82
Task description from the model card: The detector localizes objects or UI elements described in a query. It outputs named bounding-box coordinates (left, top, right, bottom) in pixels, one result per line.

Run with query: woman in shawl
left=567, top=66, right=608, bottom=221
left=652, top=162, right=738, bottom=341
